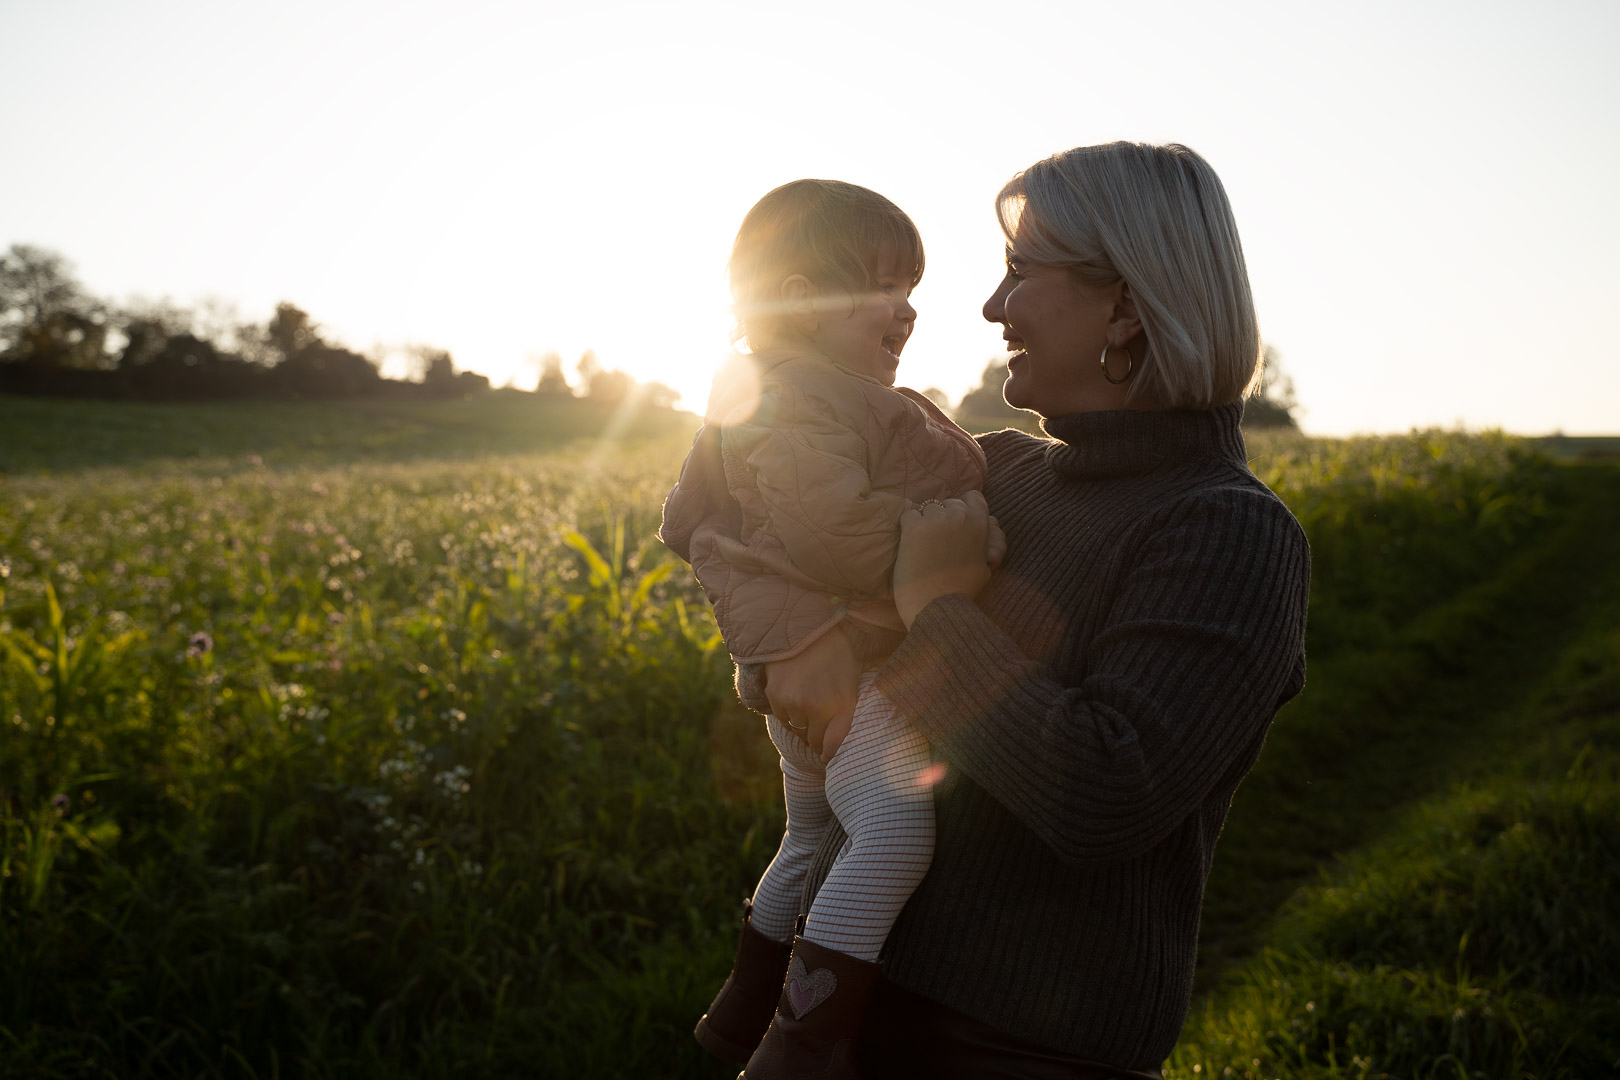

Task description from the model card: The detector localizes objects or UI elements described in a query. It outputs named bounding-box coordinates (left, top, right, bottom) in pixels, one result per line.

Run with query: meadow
left=1, top=395, right=1616, bottom=1078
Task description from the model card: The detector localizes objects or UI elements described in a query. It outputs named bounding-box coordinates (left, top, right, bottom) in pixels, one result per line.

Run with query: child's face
left=807, top=253, right=916, bottom=387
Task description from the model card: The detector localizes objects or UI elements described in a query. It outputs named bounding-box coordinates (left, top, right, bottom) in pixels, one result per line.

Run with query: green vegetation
left=1173, top=452, right=1620, bottom=1078
left=0, top=391, right=697, bottom=474
left=1, top=396, right=1615, bottom=1077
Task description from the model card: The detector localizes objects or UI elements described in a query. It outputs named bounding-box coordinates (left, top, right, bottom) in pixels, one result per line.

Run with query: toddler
left=660, top=179, right=989, bottom=1077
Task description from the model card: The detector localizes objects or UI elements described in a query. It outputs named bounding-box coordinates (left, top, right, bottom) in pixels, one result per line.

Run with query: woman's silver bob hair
left=997, top=142, right=1262, bottom=409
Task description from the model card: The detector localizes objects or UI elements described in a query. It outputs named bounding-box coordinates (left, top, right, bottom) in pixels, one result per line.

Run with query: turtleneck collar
left=1038, top=402, right=1249, bottom=481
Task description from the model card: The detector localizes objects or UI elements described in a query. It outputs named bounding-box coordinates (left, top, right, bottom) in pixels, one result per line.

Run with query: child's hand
left=762, top=627, right=861, bottom=762
left=987, top=514, right=1007, bottom=569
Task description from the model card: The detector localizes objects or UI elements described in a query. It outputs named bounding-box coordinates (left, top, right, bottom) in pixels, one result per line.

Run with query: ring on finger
left=920, top=499, right=944, bottom=510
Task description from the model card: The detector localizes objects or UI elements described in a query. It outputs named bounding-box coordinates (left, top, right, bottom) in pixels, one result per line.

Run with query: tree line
left=0, top=244, right=675, bottom=407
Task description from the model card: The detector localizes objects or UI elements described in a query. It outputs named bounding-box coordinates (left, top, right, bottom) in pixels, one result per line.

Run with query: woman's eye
left=1006, top=263, right=1024, bottom=281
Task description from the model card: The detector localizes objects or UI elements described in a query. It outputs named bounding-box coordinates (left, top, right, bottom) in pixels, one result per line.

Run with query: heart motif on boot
left=783, top=956, right=837, bottom=1018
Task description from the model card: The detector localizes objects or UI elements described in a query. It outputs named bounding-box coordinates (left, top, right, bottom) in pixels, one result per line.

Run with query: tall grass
left=1, top=403, right=1608, bottom=1077
left=1, top=441, right=774, bottom=1075
left=1169, top=614, right=1620, bottom=1079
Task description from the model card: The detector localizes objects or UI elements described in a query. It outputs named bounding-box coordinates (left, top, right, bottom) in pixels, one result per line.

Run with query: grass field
left=2, top=394, right=1616, bottom=1078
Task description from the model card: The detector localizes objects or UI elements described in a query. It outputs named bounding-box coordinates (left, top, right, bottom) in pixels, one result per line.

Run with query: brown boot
left=695, top=901, right=795, bottom=1063
left=740, top=936, right=881, bottom=1079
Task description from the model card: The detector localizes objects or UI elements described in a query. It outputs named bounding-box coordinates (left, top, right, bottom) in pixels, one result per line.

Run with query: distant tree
left=920, top=387, right=951, bottom=412
left=261, top=302, right=382, bottom=398
left=0, top=244, right=111, bottom=368
left=584, top=368, right=636, bottom=407
left=454, top=370, right=491, bottom=395
left=115, top=299, right=193, bottom=370
left=8, top=310, right=113, bottom=369
left=534, top=350, right=572, bottom=396
left=405, top=348, right=487, bottom=398
left=576, top=349, right=633, bottom=406
left=190, top=297, right=254, bottom=358
left=1243, top=345, right=1300, bottom=430
left=265, top=302, right=323, bottom=364
left=420, top=349, right=459, bottom=396
left=639, top=381, right=681, bottom=409
left=1, top=245, right=85, bottom=345
left=956, top=359, right=1031, bottom=423
left=576, top=349, right=601, bottom=387
left=125, top=333, right=261, bottom=398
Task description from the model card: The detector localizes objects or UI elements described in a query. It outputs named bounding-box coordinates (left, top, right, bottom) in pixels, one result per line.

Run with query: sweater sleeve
left=726, top=385, right=909, bottom=601
left=874, top=487, right=1309, bottom=865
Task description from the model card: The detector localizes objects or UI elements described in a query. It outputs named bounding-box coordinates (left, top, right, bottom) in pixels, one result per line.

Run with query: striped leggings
left=748, top=670, right=935, bottom=961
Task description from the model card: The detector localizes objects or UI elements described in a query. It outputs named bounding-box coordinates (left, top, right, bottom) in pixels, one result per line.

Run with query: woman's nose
left=983, top=276, right=1010, bottom=323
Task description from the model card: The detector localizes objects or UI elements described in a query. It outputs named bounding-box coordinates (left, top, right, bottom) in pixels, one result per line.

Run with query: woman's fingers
left=986, top=514, right=1008, bottom=568
left=818, top=707, right=854, bottom=765
left=761, top=627, right=862, bottom=755
left=894, top=491, right=998, bottom=628
left=913, top=490, right=989, bottom=521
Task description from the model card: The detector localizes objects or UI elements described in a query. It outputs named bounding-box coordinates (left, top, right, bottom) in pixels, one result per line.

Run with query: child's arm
left=658, top=422, right=733, bottom=564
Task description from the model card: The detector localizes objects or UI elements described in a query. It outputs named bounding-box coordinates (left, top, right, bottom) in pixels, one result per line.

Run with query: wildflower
left=186, top=631, right=214, bottom=658
left=327, top=611, right=344, bottom=624
left=51, top=793, right=70, bottom=813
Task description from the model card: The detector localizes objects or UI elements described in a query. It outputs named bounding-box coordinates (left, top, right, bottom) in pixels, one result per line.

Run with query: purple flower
left=51, top=793, right=70, bottom=813
left=186, top=631, right=214, bottom=658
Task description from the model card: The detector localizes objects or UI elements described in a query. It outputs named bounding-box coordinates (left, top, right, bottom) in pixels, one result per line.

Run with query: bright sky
left=3, top=0, right=1616, bottom=435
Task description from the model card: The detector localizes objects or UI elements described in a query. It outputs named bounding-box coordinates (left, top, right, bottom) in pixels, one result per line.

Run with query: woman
left=755, top=141, right=1310, bottom=1077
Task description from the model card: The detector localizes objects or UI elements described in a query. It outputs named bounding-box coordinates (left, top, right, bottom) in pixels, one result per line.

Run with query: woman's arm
left=880, top=488, right=1309, bottom=865
left=772, top=495, right=1006, bottom=761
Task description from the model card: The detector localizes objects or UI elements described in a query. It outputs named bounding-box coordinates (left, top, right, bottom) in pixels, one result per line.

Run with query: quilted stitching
left=661, top=350, right=986, bottom=665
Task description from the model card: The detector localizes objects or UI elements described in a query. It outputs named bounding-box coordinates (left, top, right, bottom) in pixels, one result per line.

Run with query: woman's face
left=982, top=232, right=1145, bottom=417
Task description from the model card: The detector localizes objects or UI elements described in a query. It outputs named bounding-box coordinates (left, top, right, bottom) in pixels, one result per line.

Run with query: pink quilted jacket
left=660, top=350, right=987, bottom=665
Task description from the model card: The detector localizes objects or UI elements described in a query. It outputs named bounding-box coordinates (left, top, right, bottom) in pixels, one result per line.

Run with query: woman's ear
left=1110, top=281, right=1145, bottom=348
left=780, top=274, right=818, bottom=334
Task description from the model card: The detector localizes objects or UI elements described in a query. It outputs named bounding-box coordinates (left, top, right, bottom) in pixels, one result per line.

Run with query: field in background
left=0, top=390, right=699, bottom=474
left=2, top=395, right=1616, bottom=1078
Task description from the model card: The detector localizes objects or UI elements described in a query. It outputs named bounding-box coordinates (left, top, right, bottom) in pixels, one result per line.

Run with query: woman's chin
left=1002, top=373, right=1035, bottom=413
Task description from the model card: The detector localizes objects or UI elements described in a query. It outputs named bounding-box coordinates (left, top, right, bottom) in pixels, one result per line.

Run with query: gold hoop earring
left=1101, top=343, right=1134, bottom=384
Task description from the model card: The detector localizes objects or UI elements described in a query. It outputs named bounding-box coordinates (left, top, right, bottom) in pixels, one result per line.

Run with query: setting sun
left=6, top=1, right=1613, bottom=433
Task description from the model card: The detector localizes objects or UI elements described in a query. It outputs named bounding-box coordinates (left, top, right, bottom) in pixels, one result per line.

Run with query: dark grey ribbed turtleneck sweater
left=801, top=402, right=1310, bottom=1069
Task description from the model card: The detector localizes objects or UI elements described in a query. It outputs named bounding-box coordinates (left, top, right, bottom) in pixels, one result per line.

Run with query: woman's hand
left=893, top=491, right=1005, bottom=629
left=762, top=626, right=861, bottom=762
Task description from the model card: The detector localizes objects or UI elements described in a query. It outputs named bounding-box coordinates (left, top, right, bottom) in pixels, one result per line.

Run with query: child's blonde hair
left=729, top=179, right=924, bottom=352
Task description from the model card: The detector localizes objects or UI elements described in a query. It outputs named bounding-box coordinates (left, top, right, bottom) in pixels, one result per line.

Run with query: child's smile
left=811, top=255, right=916, bottom=387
